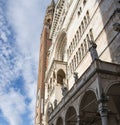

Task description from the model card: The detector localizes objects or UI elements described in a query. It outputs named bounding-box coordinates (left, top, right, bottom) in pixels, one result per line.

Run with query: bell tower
left=44, top=0, right=55, bottom=28
left=35, top=1, right=55, bottom=125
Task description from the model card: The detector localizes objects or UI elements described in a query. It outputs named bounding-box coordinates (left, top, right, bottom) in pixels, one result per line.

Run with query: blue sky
left=0, top=0, right=52, bottom=125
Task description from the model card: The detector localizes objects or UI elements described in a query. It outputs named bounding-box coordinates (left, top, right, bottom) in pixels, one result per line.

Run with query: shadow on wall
left=96, top=0, right=120, bottom=63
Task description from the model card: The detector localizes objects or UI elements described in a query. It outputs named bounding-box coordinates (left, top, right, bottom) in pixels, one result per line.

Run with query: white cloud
left=0, top=0, right=53, bottom=125
left=0, top=32, right=8, bottom=42
left=0, top=89, right=26, bottom=125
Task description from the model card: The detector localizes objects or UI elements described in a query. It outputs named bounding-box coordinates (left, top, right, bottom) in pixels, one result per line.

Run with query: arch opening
left=107, top=83, right=120, bottom=124
left=65, top=107, right=77, bottom=125
left=79, top=91, right=101, bottom=125
left=57, top=69, right=65, bottom=85
left=56, top=117, right=63, bottom=125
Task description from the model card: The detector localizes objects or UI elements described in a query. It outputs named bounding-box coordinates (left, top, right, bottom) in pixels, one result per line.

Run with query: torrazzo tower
left=35, top=0, right=120, bottom=125
left=35, top=0, right=55, bottom=125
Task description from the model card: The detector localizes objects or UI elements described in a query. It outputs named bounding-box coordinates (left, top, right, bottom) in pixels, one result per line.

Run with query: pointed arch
left=55, top=30, right=67, bottom=61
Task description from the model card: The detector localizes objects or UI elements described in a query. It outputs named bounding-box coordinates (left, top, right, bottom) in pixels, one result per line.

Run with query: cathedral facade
left=35, top=0, right=120, bottom=125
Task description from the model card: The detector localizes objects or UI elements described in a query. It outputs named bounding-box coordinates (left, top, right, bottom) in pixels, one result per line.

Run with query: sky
left=0, top=0, right=53, bottom=125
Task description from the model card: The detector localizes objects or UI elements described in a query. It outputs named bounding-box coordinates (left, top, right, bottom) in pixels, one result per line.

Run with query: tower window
left=83, top=0, right=87, bottom=6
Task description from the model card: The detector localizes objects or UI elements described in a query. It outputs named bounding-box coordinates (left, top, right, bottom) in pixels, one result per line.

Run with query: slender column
left=98, top=93, right=108, bottom=125
left=77, top=115, right=80, bottom=125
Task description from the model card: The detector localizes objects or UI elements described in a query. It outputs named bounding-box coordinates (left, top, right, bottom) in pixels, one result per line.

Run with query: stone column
left=98, top=93, right=108, bottom=125
left=77, top=115, right=80, bottom=125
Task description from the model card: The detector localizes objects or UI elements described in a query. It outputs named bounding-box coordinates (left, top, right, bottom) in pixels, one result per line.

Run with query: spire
left=50, top=0, right=55, bottom=6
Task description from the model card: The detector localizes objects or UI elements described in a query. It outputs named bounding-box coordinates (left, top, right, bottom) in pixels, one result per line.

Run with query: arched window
left=81, top=21, right=84, bottom=33
left=57, top=69, right=65, bottom=85
left=80, top=7, right=82, bottom=13
left=81, top=44, right=84, bottom=57
left=89, top=28, right=94, bottom=41
left=78, top=7, right=82, bottom=16
left=69, top=46, right=71, bottom=55
left=84, top=16, right=87, bottom=27
left=83, top=0, right=87, bottom=6
left=86, top=11, right=90, bottom=23
left=79, top=26, right=81, bottom=38
left=77, top=31, right=79, bottom=43
left=76, top=52, right=79, bottom=65
left=75, top=35, right=77, bottom=46
left=78, top=48, right=81, bottom=61
left=74, top=56, right=76, bottom=69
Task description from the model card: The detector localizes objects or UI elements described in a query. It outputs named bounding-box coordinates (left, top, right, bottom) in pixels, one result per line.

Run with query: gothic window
left=83, top=0, right=87, bottom=6
left=81, top=44, right=84, bottom=57
left=74, top=56, right=76, bottom=69
left=81, top=21, right=84, bottom=33
left=76, top=52, right=79, bottom=65
left=84, top=16, right=87, bottom=28
left=78, top=10, right=80, bottom=16
left=57, top=69, right=65, bottom=85
left=89, top=28, right=94, bottom=41
left=79, top=26, right=81, bottom=38
left=77, top=31, right=79, bottom=43
left=80, top=7, right=82, bottom=13
left=75, top=35, right=77, bottom=46
left=86, top=34, right=90, bottom=47
left=75, top=55, right=77, bottom=67
left=86, top=11, right=90, bottom=23
left=78, top=48, right=81, bottom=61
